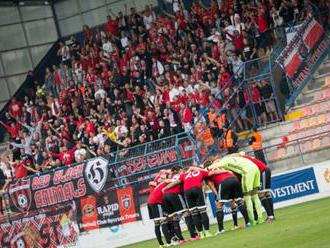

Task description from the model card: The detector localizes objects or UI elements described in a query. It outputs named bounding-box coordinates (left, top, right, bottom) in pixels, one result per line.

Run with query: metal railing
left=246, top=130, right=330, bottom=169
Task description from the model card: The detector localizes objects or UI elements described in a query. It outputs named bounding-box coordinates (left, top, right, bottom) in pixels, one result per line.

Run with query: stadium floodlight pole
left=51, top=1, right=62, bottom=38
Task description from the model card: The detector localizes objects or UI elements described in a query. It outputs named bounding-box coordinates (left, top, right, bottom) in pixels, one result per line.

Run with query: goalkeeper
left=208, top=155, right=264, bottom=225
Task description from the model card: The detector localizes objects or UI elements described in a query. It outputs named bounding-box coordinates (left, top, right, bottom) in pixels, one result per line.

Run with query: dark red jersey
left=179, top=168, right=208, bottom=191
left=208, top=168, right=236, bottom=186
left=163, top=173, right=182, bottom=195
left=148, top=182, right=167, bottom=204
left=243, top=155, right=267, bottom=172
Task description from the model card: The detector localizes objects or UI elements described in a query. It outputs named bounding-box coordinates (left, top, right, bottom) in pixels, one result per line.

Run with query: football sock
left=185, top=215, right=197, bottom=238
left=244, top=195, right=254, bottom=223
left=266, top=195, right=275, bottom=217
left=155, top=223, right=164, bottom=245
left=216, top=208, right=224, bottom=231
left=253, top=206, right=258, bottom=221
left=191, top=212, right=203, bottom=232
left=261, top=196, right=272, bottom=218
left=173, top=220, right=185, bottom=241
left=168, top=221, right=175, bottom=240
left=161, top=223, right=172, bottom=244
left=231, top=207, right=238, bottom=226
left=200, top=211, right=210, bottom=230
left=237, top=201, right=250, bottom=224
left=251, top=194, right=263, bottom=222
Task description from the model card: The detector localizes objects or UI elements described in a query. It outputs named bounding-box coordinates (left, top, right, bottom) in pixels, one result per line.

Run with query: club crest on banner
left=85, top=157, right=109, bottom=193
left=121, top=194, right=131, bottom=210
left=9, top=178, right=32, bottom=213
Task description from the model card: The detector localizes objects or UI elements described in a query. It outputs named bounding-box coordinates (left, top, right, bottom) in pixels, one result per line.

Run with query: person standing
left=223, top=126, right=238, bottom=154
left=249, top=127, right=266, bottom=164
left=209, top=155, right=264, bottom=225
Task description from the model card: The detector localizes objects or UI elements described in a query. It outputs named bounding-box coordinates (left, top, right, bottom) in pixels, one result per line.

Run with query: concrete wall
left=0, top=4, right=58, bottom=110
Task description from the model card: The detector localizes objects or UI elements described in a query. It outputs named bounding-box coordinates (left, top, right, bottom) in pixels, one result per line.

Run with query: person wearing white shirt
left=102, top=39, right=113, bottom=53
left=94, top=88, right=107, bottom=99
left=143, top=7, right=156, bottom=30
left=224, top=20, right=236, bottom=41
left=169, top=84, right=180, bottom=101
left=120, top=31, right=129, bottom=48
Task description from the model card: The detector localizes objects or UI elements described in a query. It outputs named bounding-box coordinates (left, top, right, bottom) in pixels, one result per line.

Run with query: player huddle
left=147, top=153, right=275, bottom=247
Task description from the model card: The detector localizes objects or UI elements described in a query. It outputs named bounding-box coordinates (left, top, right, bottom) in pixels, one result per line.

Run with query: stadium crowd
left=0, top=0, right=327, bottom=189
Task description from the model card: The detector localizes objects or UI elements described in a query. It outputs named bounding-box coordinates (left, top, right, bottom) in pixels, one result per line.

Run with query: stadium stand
left=0, top=0, right=329, bottom=216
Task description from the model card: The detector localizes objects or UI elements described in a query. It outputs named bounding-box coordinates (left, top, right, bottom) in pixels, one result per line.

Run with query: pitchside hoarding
left=271, top=167, right=319, bottom=202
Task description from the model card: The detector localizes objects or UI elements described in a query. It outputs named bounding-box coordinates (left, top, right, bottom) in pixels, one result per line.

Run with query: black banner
left=109, top=140, right=195, bottom=192
left=8, top=157, right=114, bottom=213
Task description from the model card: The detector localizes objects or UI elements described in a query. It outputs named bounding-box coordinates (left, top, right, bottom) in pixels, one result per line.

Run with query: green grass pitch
left=123, top=197, right=330, bottom=248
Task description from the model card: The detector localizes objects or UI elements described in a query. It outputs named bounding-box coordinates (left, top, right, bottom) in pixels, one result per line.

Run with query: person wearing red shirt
left=165, top=167, right=200, bottom=241
left=180, top=103, right=193, bottom=132
left=147, top=180, right=173, bottom=247
left=104, top=15, right=118, bottom=36
left=161, top=168, right=187, bottom=243
left=11, top=159, right=38, bottom=179
left=251, top=83, right=267, bottom=125
left=84, top=119, right=95, bottom=135
left=242, top=155, right=274, bottom=221
left=226, top=30, right=244, bottom=52
left=8, top=98, right=23, bottom=119
left=206, top=165, right=250, bottom=233
left=0, top=121, right=19, bottom=139
left=51, top=146, right=77, bottom=166
left=169, top=167, right=212, bottom=238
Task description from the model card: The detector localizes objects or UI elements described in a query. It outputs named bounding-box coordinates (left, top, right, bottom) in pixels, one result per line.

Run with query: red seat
left=291, top=122, right=300, bottom=132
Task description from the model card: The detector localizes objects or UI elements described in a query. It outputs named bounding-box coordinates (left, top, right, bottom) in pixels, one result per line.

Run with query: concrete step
left=305, top=77, right=326, bottom=91
left=270, top=147, right=330, bottom=173
left=316, top=64, right=330, bottom=76
left=314, top=70, right=330, bottom=80
left=296, top=82, right=329, bottom=106
left=290, top=91, right=330, bottom=113
left=269, top=148, right=330, bottom=173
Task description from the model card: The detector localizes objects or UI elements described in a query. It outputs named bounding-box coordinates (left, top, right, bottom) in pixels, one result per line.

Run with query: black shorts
left=184, top=187, right=206, bottom=210
left=216, top=177, right=243, bottom=202
left=148, top=203, right=166, bottom=220
left=260, top=167, right=272, bottom=192
left=164, top=193, right=187, bottom=215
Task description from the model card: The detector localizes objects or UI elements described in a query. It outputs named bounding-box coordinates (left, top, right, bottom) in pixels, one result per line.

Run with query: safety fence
left=246, top=130, right=330, bottom=168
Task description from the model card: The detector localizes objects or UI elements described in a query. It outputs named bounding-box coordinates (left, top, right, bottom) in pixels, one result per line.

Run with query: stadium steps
left=239, top=57, right=330, bottom=172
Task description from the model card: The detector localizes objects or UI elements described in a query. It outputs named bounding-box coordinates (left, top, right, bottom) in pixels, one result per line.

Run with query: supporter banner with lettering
left=0, top=205, right=78, bottom=248
left=77, top=187, right=141, bottom=232
left=276, top=16, right=326, bottom=89
left=109, top=140, right=195, bottom=191
left=271, top=167, right=319, bottom=203
left=285, top=24, right=302, bottom=44
left=8, top=157, right=116, bottom=213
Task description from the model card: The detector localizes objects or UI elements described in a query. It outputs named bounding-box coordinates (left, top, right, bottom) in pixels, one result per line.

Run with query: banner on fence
left=285, top=24, right=302, bottom=43
left=0, top=205, right=78, bottom=248
left=276, top=16, right=326, bottom=89
left=110, top=140, right=195, bottom=191
left=8, top=157, right=116, bottom=213
left=77, top=186, right=141, bottom=232
left=207, top=167, right=321, bottom=215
